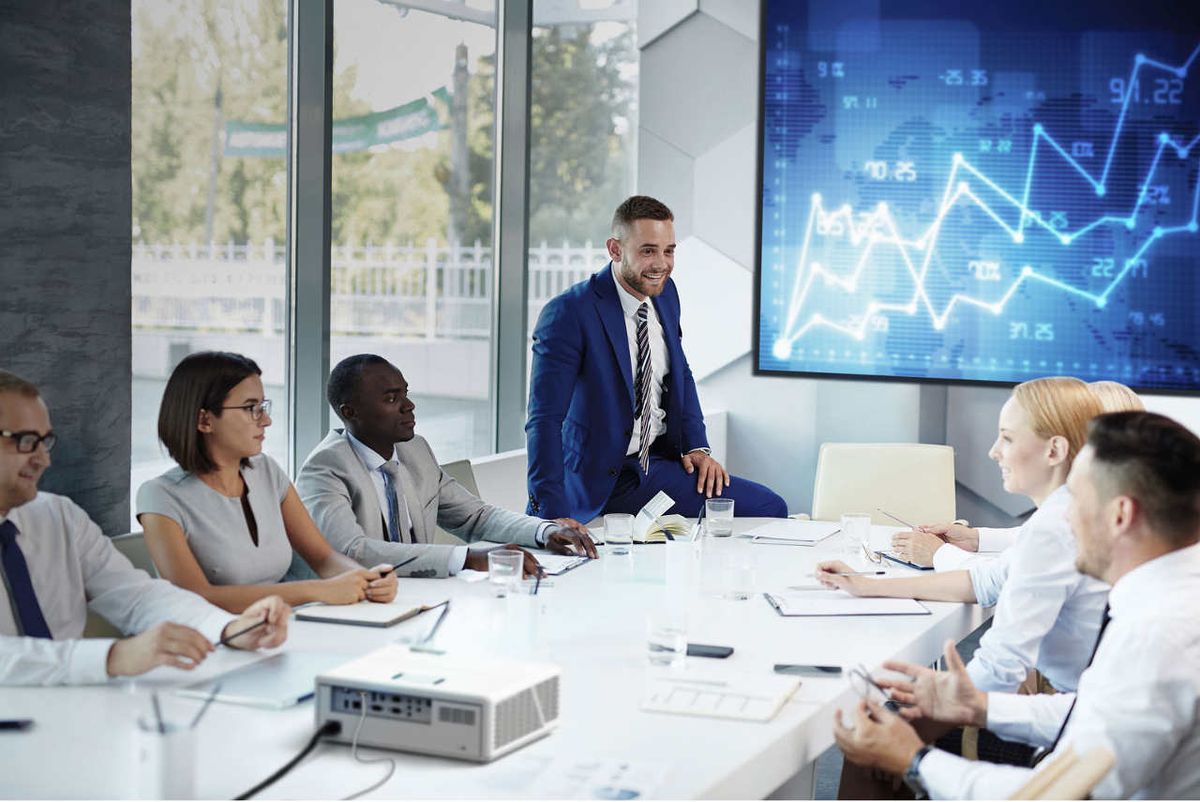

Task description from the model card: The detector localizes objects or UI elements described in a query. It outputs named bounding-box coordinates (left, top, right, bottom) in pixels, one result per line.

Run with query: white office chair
left=469, top=447, right=530, bottom=514
left=1009, top=746, right=1115, bottom=800
left=433, top=459, right=478, bottom=545
left=84, top=532, right=158, bottom=638
left=811, top=443, right=956, bottom=526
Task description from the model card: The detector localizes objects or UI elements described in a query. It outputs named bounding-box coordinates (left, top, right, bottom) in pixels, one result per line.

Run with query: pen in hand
left=818, top=570, right=886, bottom=576
left=217, top=616, right=268, bottom=648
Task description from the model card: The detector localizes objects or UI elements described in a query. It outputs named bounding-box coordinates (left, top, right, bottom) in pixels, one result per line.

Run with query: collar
left=345, top=430, right=399, bottom=474
left=1108, top=540, right=1200, bottom=619
left=611, top=262, right=649, bottom=319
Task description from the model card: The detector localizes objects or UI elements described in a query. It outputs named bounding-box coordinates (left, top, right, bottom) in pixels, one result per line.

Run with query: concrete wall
left=636, top=3, right=1200, bottom=518
left=0, top=0, right=132, bottom=534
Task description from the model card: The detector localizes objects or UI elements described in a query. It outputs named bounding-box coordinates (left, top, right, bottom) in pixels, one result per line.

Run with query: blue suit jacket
left=525, top=264, right=709, bottom=521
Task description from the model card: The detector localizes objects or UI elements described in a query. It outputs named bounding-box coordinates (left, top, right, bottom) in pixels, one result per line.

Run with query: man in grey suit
left=297, top=355, right=597, bottom=578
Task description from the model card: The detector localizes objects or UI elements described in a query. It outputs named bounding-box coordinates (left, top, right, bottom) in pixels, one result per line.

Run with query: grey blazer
left=295, top=429, right=545, bottom=578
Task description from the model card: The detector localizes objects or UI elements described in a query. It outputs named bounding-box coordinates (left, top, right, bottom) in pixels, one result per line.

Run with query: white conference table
left=1, top=520, right=990, bottom=800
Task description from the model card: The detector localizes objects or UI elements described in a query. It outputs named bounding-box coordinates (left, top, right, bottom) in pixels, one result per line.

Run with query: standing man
left=832, top=411, right=1200, bottom=799
left=526, top=195, right=787, bottom=522
left=0, top=371, right=288, bottom=685
left=297, top=355, right=596, bottom=579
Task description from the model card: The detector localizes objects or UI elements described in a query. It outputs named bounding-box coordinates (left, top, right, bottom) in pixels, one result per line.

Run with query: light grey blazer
left=295, top=429, right=545, bottom=578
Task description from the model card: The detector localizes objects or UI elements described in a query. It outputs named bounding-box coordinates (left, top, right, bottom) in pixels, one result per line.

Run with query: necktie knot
left=636, top=302, right=648, bottom=322
left=0, top=520, right=16, bottom=547
left=380, top=460, right=402, bottom=479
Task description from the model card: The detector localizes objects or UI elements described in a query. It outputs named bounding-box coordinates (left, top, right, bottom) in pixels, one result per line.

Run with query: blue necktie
left=380, top=464, right=403, bottom=543
left=0, top=520, right=52, bottom=639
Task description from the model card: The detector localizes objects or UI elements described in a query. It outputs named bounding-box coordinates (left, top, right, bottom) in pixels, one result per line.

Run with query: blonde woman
left=894, top=379, right=1143, bottom=569
left=818, top=376, right=1109, bottom=696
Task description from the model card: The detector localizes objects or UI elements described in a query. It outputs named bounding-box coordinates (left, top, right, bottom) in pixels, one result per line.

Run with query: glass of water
left=646, top=613, right=687, bottom=669
left=841, top=513, right=872, bottom=565
left=488, top=549, right=523, bottom=597
left=705, top=498, right=735, bottom=537
left=604, top=513, right=634, bottom=555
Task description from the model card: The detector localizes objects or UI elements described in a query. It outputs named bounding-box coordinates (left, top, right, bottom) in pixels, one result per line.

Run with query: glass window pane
left=527, top=2, right=639, bottom=363
left=131, top=0, right=290, bottom=529
left=330, top=0, right=498, bottom=462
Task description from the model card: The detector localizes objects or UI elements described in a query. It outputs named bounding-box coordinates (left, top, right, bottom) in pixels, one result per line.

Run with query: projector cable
left=235, top=720, right=342, bottom=800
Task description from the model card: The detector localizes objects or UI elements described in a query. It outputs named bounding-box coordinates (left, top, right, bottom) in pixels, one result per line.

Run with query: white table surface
left=1, top=520, right=989, bottom=800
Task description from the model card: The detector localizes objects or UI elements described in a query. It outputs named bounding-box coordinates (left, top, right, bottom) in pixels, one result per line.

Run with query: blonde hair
left=1088, top=380, right=1144, bottom=413
left=1011, top=377, right=1104, bottom=467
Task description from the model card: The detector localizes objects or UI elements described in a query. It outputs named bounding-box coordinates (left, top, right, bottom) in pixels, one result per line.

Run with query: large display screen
left=756, top=1, right=1200, bottom=391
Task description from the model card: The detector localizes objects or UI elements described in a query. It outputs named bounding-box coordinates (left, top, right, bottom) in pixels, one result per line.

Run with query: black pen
left=217, top=617, right=268, bottom=648
left=383, top=555, right=420, bottom=575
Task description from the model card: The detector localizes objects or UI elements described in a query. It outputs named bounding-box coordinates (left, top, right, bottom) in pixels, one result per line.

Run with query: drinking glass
left=705, top=498, right=735, bottom=537
left=841, top=513, right=872, bottom=564
left=646, top=614, right=687, bottom=669
left=604, top=513, right=634, bottom=555
left=488, top=549, right=523, bottom=598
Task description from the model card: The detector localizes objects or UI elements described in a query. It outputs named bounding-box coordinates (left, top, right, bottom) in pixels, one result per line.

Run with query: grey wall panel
left=639, top=12, right=756, bottom=158
left=0, top=0, right=132, bottom=534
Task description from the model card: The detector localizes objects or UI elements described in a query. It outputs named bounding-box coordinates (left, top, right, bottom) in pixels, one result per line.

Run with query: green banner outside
left=224, top=87, right=450, bottom=157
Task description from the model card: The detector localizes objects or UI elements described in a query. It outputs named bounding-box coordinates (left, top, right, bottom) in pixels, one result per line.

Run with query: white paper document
left=641, top=671, right=800, bottom=722
left=747, top=519, right=840, bottom=545
left=763, top=589, right=930, bottom=617
left=531, top=550, right=591, bottom=575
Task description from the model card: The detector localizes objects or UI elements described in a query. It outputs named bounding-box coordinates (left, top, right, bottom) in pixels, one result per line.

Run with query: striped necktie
left=634, top=302, right=653, bottom=475
left=0, top=520, right=52, bottom=639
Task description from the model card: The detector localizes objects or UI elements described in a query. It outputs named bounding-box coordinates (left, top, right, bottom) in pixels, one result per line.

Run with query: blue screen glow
left=757, top=1, right=1200, bottom=391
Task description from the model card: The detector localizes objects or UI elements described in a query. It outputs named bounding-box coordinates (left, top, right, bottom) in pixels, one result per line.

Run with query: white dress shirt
left=0, top=493, right=234, bottom=685
left=345, top=433, right=555, bottom=574
left=612, top=265, right=669, bottom=456
left=921, top=541, right=1200, bottom=799
left=965, top=486, right=1110, bottom=693
left=931, top=526, right=1020, bottom=571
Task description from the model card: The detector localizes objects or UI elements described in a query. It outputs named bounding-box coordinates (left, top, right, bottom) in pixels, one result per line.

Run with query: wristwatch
left=903, top=745, right=933, bottom=799
left=686, top=447, right=712, bottom=456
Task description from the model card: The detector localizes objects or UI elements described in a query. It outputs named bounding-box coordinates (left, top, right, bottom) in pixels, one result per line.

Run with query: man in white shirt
left=834, top=411, right=1200, bottom=799
left=297, top=355, right=596, bottom=579
left=0, top=371, right=288, bottom=685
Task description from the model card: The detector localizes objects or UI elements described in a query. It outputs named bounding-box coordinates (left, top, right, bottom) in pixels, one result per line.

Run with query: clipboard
left=880, top=552, right=935, bottom=571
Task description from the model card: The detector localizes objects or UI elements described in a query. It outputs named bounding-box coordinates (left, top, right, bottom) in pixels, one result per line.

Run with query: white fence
left=132, top=239, right=610, bottom=339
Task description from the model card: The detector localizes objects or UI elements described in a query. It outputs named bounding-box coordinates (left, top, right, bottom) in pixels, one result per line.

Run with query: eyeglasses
left=218, top=399, right=272, bottom=421
left=848, top=664, right=908, bottom=713
left=861, top=542, right=883, bottom=564
left=0, top=429, right=58, bottom=454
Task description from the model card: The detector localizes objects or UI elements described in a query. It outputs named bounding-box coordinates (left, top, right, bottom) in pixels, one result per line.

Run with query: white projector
left=314, top=644, right=561, bottom=762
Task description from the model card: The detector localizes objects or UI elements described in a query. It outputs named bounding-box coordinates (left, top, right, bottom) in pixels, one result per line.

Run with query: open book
left=632, top=491, right=692, bottom=542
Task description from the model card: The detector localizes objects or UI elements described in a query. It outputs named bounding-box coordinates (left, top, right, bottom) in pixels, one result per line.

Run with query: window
left=131, top=0, right=289, bottom=527
left=330, top=0, right=499, bottom=462
left=526, top=2, right=639, bottom=360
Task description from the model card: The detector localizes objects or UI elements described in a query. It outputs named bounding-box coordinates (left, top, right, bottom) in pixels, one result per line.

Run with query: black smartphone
left=773, top=663, right=843, bottom=676
left=0, top=719, right=33, bottom=731
left=687, top=643, right=734, bottom=658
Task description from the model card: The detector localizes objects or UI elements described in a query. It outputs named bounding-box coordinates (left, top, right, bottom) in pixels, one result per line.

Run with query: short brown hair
left=0, top=370, right=40, bottom=399
left=1088, top=411, right=1200, bottom=547
left=158, top=351, right=261, bottom=474
left=1011, top=377, right=1103, bottom=468
left=611, top=195, right=674, bottom=240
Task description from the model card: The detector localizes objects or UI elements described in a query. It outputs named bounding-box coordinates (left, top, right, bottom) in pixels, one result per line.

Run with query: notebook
left=631, top=491, right=691, bottom=542
left=747, top=519, right=840, bottom=546
left=175, top=651, right=348, bottom=709
left=763, top=589, right=930, bottom=617
left=296, top=590, right=450, bottom=628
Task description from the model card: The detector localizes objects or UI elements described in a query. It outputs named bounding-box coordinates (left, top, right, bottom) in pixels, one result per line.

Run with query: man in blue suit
left=526, top=195, right=786, bottom=522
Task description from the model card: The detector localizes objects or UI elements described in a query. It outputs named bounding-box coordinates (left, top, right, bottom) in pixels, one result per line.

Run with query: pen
left=533, top=572, right=541, bottom=595
left=877, top=508, right=916, bottom=529
left=151, top=692, right=166, bottom=735
left=217, top=617, right=268, bottom=648
left=669, top=678, right=728, bottom=687
left=383, top=555, right=420, bottom=575
left=817, top=570, right=886, bottom=576
left=189, top=682, right=222, bottom=730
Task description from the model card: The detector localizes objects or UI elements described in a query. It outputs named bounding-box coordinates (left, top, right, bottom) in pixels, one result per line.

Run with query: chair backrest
left=1009, top=746, right=1115, bottom=800
left=84, top=532, right=158, bottom=638
left=440, top=458, right=480, bottom=497
left=469, top=448, right=529, bottom=514
left=811, top=443, right=956, bottom=525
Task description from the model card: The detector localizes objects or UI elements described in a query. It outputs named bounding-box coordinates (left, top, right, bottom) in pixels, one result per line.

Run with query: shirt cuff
left=448, top=546, right=468, bottom=575
left=918, top=748, right=971, bottom=800
left=932, top=543, right=974, bottom=572
left=70, top=638, right=118, bottom=685
left=535, top=521, right=558, bottom=548
left=978, top=527, right=1016, bottom=553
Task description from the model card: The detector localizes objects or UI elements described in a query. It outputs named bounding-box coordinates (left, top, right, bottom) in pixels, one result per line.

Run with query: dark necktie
left=0, top=520, right=52, bottom=639
left=1031, top=603, right=1112, bottom=765
left=634, top=302, right=653, bottom=475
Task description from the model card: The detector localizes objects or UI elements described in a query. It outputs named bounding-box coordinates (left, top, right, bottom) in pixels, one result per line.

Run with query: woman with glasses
left=137, top=351, right=397, bottom=613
